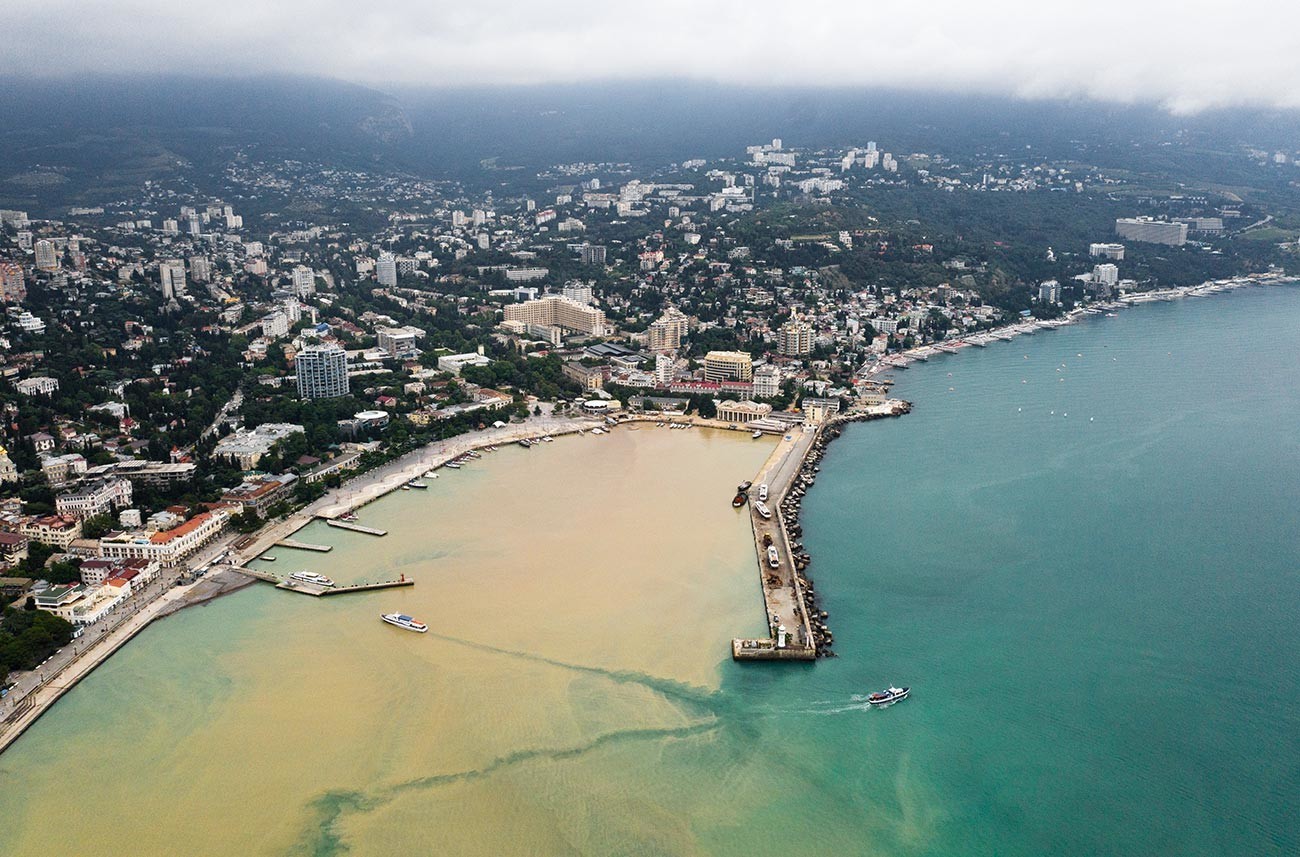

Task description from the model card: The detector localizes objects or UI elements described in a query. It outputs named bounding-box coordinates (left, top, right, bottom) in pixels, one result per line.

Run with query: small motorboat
left=738, top=481, right=753, bottom=492
left=867, top=686, right=910, bottom=706
left=732, top=492, right=747, bottom=508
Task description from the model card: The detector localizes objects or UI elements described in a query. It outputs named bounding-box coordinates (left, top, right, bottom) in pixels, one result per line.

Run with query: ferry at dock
left=289, top=571, right=335, bottom=587
left=380, top=613, right=428, bottom=633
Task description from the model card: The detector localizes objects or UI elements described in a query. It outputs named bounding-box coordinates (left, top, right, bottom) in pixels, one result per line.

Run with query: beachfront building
left=717, top=400, right=773, bottom=424
left=801, top=397, right=841, bottom=424
left=295, top=343, right=349, bottom=400
left=703, top=350, right=754, bottom=383
left=79, top=557, right=159, bottom=588
left=219, top=474, right=297, bottom=517
left=504, top=294, right=608, bottom=336
left=98, top=509, right=231, bottom=567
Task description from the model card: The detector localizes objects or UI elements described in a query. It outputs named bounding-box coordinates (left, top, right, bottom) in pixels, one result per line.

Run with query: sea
left=1, top=284, right=1297, bottom=856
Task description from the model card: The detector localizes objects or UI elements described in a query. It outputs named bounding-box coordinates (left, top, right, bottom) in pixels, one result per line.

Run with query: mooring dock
left=324, top=519, right=388, bottom=536
left=275, top=539, right=333, bottom=552
left=274, top=577, right=414, bottom=597
left=222, top=565, right=414, bottom=597
left=732, top=426, right=820, bottom=661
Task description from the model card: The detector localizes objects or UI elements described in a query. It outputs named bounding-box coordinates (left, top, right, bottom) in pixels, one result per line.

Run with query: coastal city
left=2, top=124, right=1299, bottom=746
left=1, top=1, right=1299, bottom=853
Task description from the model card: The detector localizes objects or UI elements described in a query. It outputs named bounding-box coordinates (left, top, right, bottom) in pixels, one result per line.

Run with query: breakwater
left=733, top=399, right=912, bottom=660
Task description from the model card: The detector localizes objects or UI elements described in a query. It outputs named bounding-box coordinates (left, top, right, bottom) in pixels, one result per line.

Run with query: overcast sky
left=8, top=0, right=1299, bottom=113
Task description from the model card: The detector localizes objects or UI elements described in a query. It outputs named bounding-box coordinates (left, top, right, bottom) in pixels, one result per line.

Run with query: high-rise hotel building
left=295, top=343, right=350, bottom=400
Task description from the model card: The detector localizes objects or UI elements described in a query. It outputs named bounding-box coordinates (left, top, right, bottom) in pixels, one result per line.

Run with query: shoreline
left=227, top=414, right=606, bottom=566
left=866, top=272, right=1296, bottom=376
left=0, top=415, right=601, bottom=757
left=6, top=277, right=1293, bottom=751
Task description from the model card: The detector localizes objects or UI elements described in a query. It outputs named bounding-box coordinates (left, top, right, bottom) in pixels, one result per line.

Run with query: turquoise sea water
left=3, top=285, right=1297, bottom=855
left=728, top=283, right=1300, bottom=855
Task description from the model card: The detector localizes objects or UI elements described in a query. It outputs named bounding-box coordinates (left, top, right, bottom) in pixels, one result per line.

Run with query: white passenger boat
left=381, top=613, right=428, bottom=633
left=289, top=571, right=335, bottom=587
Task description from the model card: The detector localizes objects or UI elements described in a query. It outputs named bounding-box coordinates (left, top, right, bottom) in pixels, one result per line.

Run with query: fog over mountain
left=7, top=0, right=1300, bottom=114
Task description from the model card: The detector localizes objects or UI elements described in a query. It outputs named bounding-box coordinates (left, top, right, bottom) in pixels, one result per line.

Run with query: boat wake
left=797, top=694, right=879, bottom=715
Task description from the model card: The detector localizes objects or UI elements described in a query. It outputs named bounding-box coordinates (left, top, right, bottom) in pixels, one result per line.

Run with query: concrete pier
left=275, top=578, right=414, bottom=597
left=732, top=426, right=819, bottom=661
left=223, top=565, right=414, bottom=597
left=324, top=520, right=388, bottom=536
left=275, top=539, right=333, bottom=552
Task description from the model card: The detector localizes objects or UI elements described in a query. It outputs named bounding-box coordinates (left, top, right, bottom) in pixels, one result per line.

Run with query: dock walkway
left=324, top=519, right=387, bottom=536
left=275, top=539, right=333, bottom=552
left=221, top=565, right=414, bottom=597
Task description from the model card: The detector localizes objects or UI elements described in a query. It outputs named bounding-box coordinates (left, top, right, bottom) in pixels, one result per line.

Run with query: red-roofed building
left=99, top=510, right=230, bottom=566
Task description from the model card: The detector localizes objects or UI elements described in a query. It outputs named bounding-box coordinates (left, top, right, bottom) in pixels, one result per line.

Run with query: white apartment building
left=376, top=252, right=398, bottom=287
left=295, top=344, right=349, bottom=400
left=292, top=265, right=316, bottom=296
left=753, top=365, right=781, bottom=399
left=15, top=376, right=59, bottom=396
left=55, top=478, right=133, bottom=519
left=1115, top=218, right=1187, bottom=246
left=504, top=294, right=608, bottom=336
